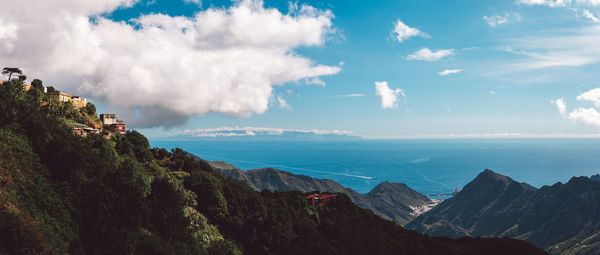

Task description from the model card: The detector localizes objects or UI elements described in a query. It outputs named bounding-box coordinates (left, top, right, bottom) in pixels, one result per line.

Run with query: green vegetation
left=0, top=79, right=235, bottom=254
left=0, top=78, right=546, bottom=254
left=2, top=67, right=22, bottom=81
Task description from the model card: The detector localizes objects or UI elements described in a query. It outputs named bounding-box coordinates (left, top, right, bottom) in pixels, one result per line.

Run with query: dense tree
left=31, top=79, right=43, bottom=91
left=46, top=86, right=57, bottom=92
left=125, top=130, right=154, bottom=163
left=2, top=67, right=22, bottom=81
left=152, top=147, right=171, bottom=160
left=83, top=102, right=96, bottom=116
left=18, top=75, right=27, bottom=82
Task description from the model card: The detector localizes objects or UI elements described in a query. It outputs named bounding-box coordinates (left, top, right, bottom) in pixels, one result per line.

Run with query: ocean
left=150, top=139, right=600, bottom=194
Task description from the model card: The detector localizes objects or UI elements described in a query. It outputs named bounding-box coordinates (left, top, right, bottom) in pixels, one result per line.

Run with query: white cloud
left=384, top=132, right=600, bottom=139
left=576, top=87, right=600, bottom=107
left=517, top=0, right=600, bottom=6
left=407, top=48, right=454, bottom=61
left=277, top=96, right=292, bottom=111
left=581, top=9, right=600, bottom=22
left=392, top=19, right=428, bottom=43
left=517, top=0, right=569, bottom=7
left=483, top=12, right=522, bottom=27
left=374, top=81, right=405, bottom=109
left=568, top=107, right=600, bottom=126
left=555, top=88, right=600, bottom=126
left=330, top=93, right=364, bottom=97
left=438, top=69, right=463, bottom=76
left=0, top=0, right=341, bottom=127
left=183, top=0, right=201, bottom=6
left=551, top=98, right=567, bottom=114
left=490, top=90, right=497, bottom=95
left=175, top=126, right=354, bottom=137
left=305, top=77, right=326, bottom=86
left=0, top=18, right=18, bottom=52
left=499, top=26, right=600, bottom=71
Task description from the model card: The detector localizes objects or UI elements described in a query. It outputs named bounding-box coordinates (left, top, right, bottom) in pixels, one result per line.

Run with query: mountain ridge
left=211, top=163, right=431, bottom=225
left=406, top=169, right=600, bottom=254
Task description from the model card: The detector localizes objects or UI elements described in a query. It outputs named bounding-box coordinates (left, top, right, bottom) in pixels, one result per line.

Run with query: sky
left=2, top=0, right=600, bottom=139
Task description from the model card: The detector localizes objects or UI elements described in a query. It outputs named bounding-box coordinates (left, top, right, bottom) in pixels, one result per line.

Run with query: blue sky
left=3, top=0, right=600, bottom=138
left=138, top=0, right=600, bottom=138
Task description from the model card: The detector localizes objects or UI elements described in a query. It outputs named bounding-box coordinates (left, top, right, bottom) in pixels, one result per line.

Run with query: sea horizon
left=150, top=138, right=600, bottom=194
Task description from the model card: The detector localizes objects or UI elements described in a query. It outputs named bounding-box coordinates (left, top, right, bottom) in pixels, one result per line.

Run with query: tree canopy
left=31, top=79, right=43, bottom=91
left=2, top=67, right=23, bottom=81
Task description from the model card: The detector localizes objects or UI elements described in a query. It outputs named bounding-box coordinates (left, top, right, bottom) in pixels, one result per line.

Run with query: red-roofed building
left=306, top=193, right=337, bottom=205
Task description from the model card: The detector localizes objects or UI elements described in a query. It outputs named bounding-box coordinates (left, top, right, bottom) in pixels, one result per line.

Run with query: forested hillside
left=0, top=79, right=546, bottom=254
left=214, top=166, right=430, bottom=225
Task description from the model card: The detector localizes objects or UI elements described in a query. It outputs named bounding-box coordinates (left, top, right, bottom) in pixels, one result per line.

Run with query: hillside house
left=306, top=193, right=337, bottom=205
left=71, top=96, right=87, bottom=108
left=46, top=91, right=72, bottom=103
left=67, top=122, right=100, bottom=137
left=45, top=91, right=88, bottom=108
left=100, top=113, right=126, bottom=134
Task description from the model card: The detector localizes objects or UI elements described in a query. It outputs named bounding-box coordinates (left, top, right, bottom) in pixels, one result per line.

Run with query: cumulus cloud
left=374, top=81, right=405, bottom=109
left=568, top=107, right=600, bottom=126
left=277, top=96, right=292, bottom=110
left=438, top=69, right=463, bottom=76
left=392, top=19, right=428, bottom=42
left=483, top=12, right=522, bottom=27
left=576, top=87, right=600, bottom=107
left=0, top=0, right=341, bottom=127
left=551, top=98, right=567, bottom=114
left=407, top=48, right=454, bottom=61
left=555, top=88, right=600, bottom=126
left=174, top=126, right=354, bottom=137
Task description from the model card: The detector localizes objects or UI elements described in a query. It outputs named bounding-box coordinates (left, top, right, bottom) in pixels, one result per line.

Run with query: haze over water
left=151, top=138, right=600, bottom=194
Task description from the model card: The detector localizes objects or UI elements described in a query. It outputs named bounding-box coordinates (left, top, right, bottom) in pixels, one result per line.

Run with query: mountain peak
left=473, top=169, right=513, bottom=185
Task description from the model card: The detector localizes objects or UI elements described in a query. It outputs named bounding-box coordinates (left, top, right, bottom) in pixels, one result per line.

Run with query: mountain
left=590, top=174, right=600, bottom=182
left=0, top=79, right=546, bottom=254
left=406, top=169, right=600, bottom=254
left=212, top=163, right=432, bottom=225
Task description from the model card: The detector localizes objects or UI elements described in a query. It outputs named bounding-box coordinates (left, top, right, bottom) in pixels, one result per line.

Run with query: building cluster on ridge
left=45, top=89, right=89, bottom=108
left=305, top=193, right=337, bottom=206
left=1, top=80, right=126, bottom=137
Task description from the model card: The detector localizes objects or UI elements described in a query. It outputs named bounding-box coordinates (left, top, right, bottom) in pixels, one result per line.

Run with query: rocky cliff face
left=406, top=169, right=600, bottom=254
left=212, top=163, right=430, bottom=225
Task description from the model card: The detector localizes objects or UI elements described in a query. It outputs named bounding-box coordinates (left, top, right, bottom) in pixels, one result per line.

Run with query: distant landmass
left=166, top=127, right=362, bottom=141
left=406, top=169, right=600, bottom=254
left=209, top=160, right=432, bottom=225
